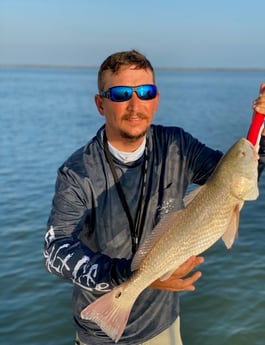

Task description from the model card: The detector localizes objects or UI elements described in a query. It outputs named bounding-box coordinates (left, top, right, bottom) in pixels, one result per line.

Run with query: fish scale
left=137, top=201, right=234, bottom=282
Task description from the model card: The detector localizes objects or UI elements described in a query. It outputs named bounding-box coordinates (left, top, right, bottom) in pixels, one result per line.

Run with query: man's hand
left=149, top=256, right=204, bottom=292
left=253, top=83, right=265, bottom=115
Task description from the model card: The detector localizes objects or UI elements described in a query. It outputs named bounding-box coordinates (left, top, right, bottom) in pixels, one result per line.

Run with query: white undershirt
left=107, top=136, right=146, bottom=163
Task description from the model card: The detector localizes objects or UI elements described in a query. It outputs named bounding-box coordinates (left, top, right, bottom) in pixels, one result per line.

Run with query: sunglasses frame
left=99, top=84, right=157, bottom=102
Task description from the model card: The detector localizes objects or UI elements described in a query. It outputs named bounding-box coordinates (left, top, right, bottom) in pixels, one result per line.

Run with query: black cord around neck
left=103, top=131, right=148, bottom=254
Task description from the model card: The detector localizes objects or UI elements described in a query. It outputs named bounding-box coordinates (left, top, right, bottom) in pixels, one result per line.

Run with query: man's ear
left=94, top=94, right=105, bottom=115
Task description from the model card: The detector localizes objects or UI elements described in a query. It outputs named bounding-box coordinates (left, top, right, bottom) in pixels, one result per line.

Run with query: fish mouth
left=246, top=138, right=259, bottom=161
left=250, top=143, right=260, bottom=161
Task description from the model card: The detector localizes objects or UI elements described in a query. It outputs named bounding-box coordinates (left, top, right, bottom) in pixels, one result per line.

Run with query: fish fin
left=80, top=285, right=134, bottom=343
left=183, top=185, right=205, bottom=207
left=231, top=174, right=259, bottom=201
left=222, top=203, right=243, bottom=249
left=131, top=210, right=182, bottom=271
left=159, top=269, right=175, bottom=281
left=243, top=178, right=259, bottom=200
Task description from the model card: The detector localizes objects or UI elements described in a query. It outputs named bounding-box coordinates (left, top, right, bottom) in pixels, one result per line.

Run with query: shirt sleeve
left=43, top=165, right=132, bottom=292
left=180, top=131, right=223, bottom=185
left=185, top=132, right=265, bottom=185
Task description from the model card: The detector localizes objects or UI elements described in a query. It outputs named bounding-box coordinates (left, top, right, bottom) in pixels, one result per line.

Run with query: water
left=1, top=67, right=264, bottom=345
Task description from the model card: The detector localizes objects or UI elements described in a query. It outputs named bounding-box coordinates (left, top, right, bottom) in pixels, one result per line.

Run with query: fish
left=80, top=137, right=259, bottom=343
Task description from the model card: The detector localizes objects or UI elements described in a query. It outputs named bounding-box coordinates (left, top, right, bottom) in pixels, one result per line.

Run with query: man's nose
left=126, top=92, right=140, bottom=111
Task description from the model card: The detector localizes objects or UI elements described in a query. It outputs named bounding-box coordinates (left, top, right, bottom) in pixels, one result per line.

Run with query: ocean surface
left=1, top=67, right=264, bottom=345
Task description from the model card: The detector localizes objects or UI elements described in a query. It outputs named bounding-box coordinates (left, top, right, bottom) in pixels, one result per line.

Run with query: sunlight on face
left=95, top=66, right=160, bottom=151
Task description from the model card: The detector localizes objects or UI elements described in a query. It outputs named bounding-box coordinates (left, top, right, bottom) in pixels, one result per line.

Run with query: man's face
left=95, top=66, right=160, bottom=150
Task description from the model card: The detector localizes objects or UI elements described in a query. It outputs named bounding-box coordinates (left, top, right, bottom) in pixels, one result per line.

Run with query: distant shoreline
left=0, top=64, right=265, bottom=72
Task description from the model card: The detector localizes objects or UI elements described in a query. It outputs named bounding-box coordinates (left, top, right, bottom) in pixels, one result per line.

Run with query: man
left=44, top=50, right=265, bottom=345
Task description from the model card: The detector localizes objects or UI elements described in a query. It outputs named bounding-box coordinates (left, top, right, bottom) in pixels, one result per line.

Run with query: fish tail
left=80, top=285, right=135, bottom=343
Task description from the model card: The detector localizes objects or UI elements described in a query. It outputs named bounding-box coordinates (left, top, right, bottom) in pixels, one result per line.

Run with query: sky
left=1, top=0, right=265, bottom=69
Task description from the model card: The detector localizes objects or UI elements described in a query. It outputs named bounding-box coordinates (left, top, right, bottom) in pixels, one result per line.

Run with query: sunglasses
left=99, top=84, right=157, bottom=102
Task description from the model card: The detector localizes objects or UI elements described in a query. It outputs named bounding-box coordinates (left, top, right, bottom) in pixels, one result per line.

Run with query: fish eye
left=239, top=150, right=246, bottom=157
left=237, top=149, right=246, bottom=158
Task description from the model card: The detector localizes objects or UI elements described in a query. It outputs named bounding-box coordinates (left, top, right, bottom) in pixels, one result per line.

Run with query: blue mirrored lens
left=108, top=85, right=157, bottom=102
left=137, top=85, right=157, bottom=100
left=110, top=87, right=133, bottom=102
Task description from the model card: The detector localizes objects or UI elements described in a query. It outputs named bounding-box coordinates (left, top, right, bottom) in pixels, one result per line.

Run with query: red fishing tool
left=247, top=111, right=265, bottom=147
left=247, top=84, right=265, bottom=148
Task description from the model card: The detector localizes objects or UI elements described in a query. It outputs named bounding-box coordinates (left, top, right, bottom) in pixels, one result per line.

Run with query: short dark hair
left=97, top=50, right=155, bottom=91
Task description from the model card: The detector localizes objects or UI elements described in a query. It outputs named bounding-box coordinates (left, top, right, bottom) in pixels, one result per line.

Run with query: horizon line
left=0, top=63, right=265, bottom=72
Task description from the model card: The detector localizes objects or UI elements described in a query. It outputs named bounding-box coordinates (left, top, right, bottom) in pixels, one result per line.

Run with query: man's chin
left=120, top=130, right=147, bottom=142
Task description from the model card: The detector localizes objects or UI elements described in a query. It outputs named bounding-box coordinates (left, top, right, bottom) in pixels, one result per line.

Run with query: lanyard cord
left=103, top=131, right=148, bottom=254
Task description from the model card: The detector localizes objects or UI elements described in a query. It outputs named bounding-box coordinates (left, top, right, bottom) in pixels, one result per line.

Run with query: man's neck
left=105, top=129, right=146, bottom=152
left=107, top=136, right=146, bottom=163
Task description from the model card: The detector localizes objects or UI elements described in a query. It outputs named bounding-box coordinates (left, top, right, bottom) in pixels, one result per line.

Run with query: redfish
left=80, top=138, right=259, bottom=342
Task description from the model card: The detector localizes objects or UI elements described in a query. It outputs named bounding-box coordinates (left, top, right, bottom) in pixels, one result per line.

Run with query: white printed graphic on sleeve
left=44, top=226, right=110, bottom=292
